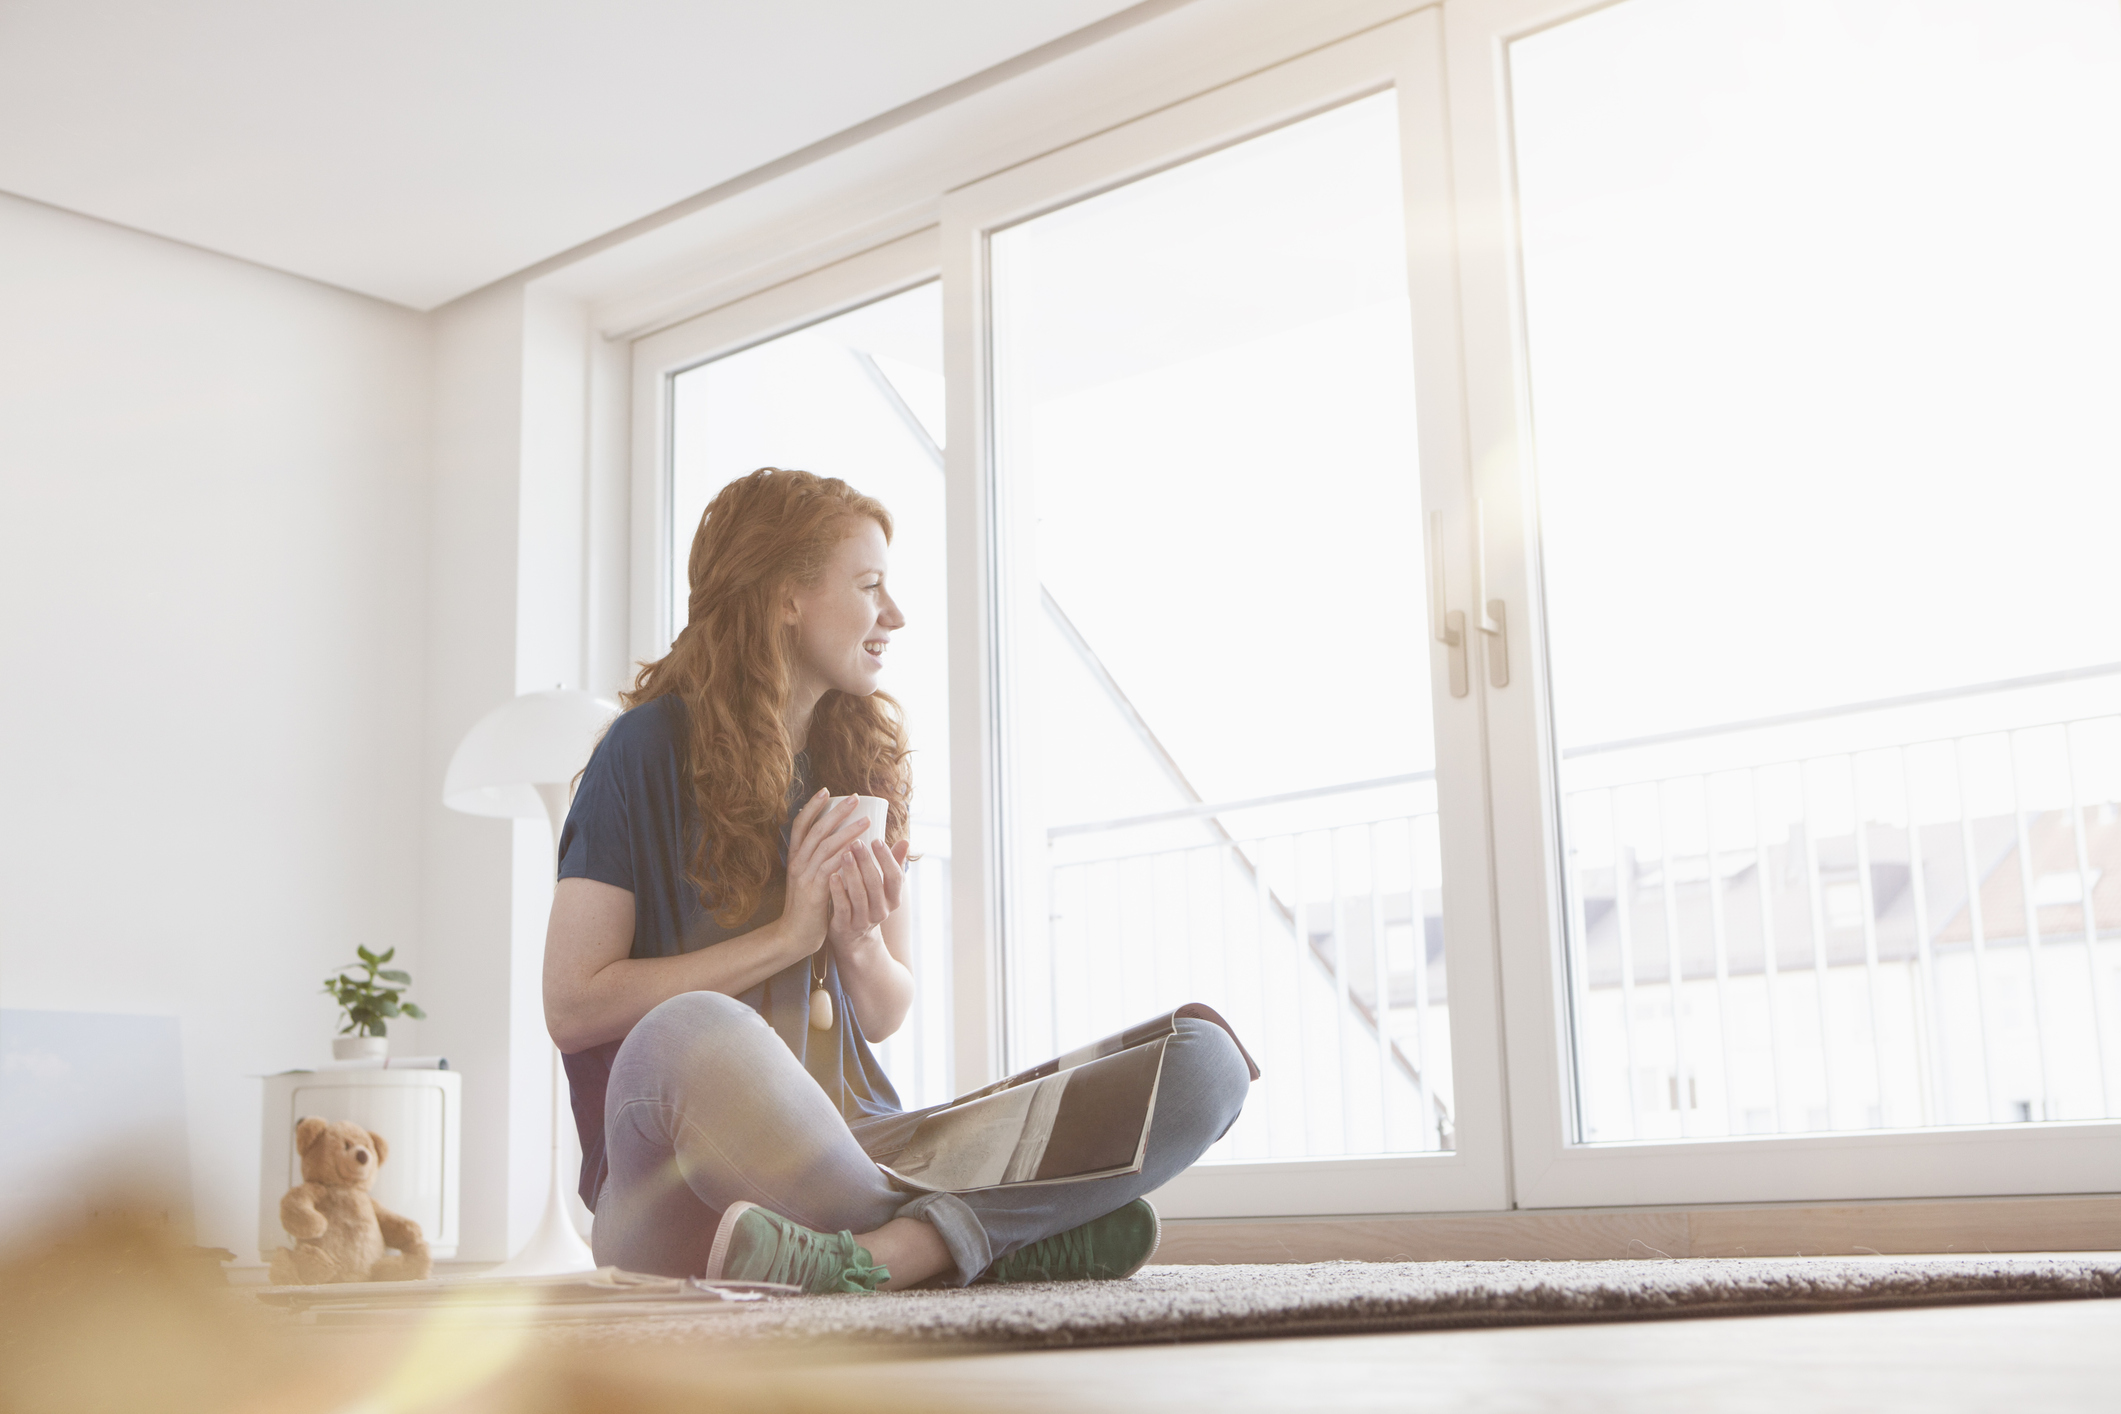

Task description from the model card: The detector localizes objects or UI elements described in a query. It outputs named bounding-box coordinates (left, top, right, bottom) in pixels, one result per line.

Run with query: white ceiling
left=0, top=0, right=1145, bottom=309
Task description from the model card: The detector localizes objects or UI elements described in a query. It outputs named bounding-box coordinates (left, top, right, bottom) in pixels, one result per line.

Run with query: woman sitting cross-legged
left=544, top=466, right=1252, bottom=1293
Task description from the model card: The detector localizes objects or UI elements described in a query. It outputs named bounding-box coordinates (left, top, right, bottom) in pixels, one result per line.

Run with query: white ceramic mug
left=829, top=794, right=888, bottom=847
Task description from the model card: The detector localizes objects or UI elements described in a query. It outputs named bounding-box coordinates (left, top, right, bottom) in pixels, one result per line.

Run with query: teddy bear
left=267, top=1116, right=432, bottom=1285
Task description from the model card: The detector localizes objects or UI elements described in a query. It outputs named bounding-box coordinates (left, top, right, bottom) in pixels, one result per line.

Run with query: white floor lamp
left=444, top=687, right=620, bottom=1279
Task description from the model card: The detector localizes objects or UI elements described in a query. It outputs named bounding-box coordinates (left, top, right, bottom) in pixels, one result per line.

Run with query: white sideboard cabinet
left=258, top=1069, right=461, bottom=1259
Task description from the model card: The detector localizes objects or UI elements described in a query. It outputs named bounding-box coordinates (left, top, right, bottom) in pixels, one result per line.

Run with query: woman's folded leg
left=592, top=990, right=933, bottom=1278
left=873, top=1015, right=1253, bottom=1286
left=591, top=997, right=1249, bottom=1288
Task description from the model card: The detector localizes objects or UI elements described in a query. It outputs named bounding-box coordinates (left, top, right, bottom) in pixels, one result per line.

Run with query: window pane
left=667, top=283, right=952, bottom=1108
left=991, top=93, right=1456, bottom=1159
left=1510, top=0, right=2121, bottom=1140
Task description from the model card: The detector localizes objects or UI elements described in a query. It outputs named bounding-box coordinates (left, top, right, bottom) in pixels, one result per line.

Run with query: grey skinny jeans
left=591, top=990, right=1250, bottom=1286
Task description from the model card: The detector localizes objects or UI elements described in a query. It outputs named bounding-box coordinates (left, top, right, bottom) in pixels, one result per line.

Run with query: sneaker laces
left=1009, top=1221, right=1093, bottom=1278
left=1040, top=1223, right=1094, bottom=1271
left=768, top=1222, right=890, bottom=1293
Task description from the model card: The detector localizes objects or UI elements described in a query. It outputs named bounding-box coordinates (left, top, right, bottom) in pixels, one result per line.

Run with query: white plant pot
left=333, top=1035, right=389, bottom=1062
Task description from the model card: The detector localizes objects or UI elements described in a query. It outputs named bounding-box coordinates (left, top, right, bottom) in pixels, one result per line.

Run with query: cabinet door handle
left=1473, top=500, right=1509, bottom=689
left=1428, top=510, right=1468, bottom=698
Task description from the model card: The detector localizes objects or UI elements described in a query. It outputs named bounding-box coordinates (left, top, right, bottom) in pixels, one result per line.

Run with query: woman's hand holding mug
left=782, top=791, right=875, bottom=961
left=825, top=796, right=908, bottom=952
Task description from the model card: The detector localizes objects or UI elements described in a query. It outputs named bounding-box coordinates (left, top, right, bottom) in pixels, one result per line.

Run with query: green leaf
left=401, top=1003, right=426, bottom=1020
left=321, top=950, right=419, bottom=1035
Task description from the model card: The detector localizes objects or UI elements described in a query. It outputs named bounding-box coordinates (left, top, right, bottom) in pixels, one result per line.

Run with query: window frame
left=1446, top=0, right=2121, bottom=1207
left=627, top=229, right=943, bottom=667
left=938, top=9, right=1515, bottom=1220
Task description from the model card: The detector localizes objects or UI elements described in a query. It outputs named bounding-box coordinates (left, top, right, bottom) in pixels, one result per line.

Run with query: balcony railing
left=1020, top=667, right=2121, bottom=1159
left=1563, top=707, right=2121, bottom=1140
left=1032, top=779, right=1457, bottom=1162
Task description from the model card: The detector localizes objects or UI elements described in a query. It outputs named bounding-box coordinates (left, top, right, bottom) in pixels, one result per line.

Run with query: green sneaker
left=704, top=1201, right=890, bottom=1294
left=982, top=1199, right=1161, bottom=1284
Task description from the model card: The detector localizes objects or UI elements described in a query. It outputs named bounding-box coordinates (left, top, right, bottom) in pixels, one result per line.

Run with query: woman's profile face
left=786, top=518, right=904, bottom=701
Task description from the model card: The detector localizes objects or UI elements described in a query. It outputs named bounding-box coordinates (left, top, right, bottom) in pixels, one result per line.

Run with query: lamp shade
left=442, top=689, right=620, bottom=820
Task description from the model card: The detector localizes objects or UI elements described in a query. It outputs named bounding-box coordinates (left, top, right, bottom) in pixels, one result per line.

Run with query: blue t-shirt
left=556, top=695, right=901, bottom=1208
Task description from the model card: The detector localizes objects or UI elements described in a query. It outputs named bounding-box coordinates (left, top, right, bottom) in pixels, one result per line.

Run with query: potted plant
left=323, top=946, right=426, bottom=1061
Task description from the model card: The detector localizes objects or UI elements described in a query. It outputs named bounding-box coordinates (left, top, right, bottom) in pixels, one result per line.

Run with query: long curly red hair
left=625, top=468, right=914, bottom=926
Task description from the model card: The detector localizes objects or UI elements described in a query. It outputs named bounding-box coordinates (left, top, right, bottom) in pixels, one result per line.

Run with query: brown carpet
left=524, top=1255, right=2121, bottom=1351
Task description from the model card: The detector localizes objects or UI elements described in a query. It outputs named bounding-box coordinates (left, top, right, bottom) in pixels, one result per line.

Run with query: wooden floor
left=766, top=1294, right=2121, bottom=1413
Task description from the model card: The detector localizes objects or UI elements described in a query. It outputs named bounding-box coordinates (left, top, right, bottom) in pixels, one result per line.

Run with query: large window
left=1510, top=0, right=2121, bottom=1145
left=636, top=0, right=2121, bottom=1219
left=945, top=14, right=1513, bottom=1219
left=1472, top=0, right=2121, bottom=1206
left=987, top=93, right=1453, bottom=1164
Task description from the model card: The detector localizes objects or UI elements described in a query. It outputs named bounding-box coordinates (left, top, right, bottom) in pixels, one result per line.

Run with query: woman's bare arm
left=542, top=877, right=821, bottom=1051
left=827, top=839, right=916, bottom=1041
left=834, top=904, right=915, bottom=1041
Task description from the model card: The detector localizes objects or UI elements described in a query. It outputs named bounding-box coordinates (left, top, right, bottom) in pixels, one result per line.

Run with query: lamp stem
left=480, top=781, right=596, bottom=1279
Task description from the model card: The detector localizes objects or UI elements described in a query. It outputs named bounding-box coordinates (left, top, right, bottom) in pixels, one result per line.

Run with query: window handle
left=1473, top=500, right=1509, bottom=688
left=1428, top=510, right=1468, bottom=698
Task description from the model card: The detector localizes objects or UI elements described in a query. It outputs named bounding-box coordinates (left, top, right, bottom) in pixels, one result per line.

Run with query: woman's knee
left=612, top=990, right=773, bottom=1094
left=630, top=989, right=762, bottom=1049
left=1169, top=1017, right=1252, bottom=1139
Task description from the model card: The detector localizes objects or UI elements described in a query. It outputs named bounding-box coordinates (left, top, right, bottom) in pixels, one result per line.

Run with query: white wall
left=418, top=282, right=532, bottom=1262
left=0, top=192, right=431, bottom=1260
left=0, top=194, right=604, bottom=1266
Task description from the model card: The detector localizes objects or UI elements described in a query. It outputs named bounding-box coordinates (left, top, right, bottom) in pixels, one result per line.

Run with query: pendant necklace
left=808, top=955, right=834, bottom=1032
